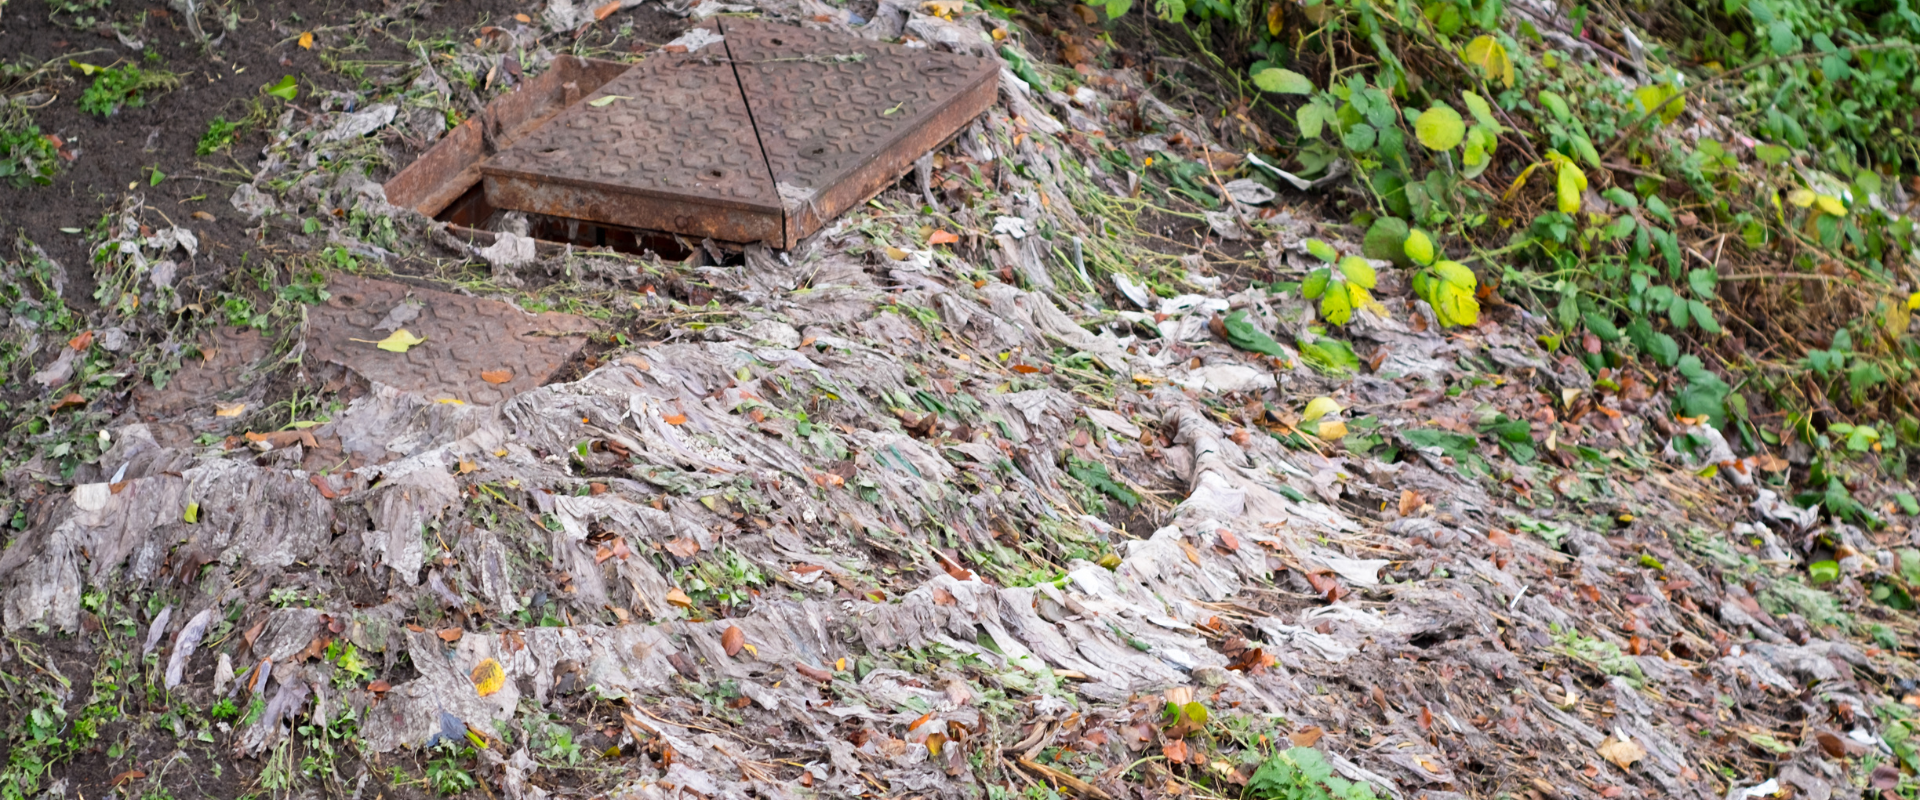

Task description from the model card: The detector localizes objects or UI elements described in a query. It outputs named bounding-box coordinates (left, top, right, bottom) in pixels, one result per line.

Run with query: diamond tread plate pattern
left=305, top=274, right=598, bottom=406
left=482, top=48, right=779, bottom=212
left=720, top=17, right=997, bottom=213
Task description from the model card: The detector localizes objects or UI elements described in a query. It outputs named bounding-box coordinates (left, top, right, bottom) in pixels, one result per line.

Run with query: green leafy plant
left=426, top=743, right=478, bottom=795
left=197, top=117, right=241, bottom=155
left=73, top=62, right=180, bottom=117
left=1245, top=746, right=1380, bottom=800
left=0, top=104, right=60, bottom=187
left=1299, top=239, right=1382, bottom=326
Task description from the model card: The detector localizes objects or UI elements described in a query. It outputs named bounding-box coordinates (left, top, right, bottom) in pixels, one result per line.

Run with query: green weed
left=75, top=63, right=181, bottom=117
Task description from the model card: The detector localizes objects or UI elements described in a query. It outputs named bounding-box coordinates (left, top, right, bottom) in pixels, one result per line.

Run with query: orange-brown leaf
left=722, top=625, right=746, bottom=657
left=594, top=0, right=621, bottom=19
left=68, top=330, right=94, bottom=350
left=480, top=369, right=513, bottom=384
left=929, top=230, right=960, bottom=245
left=1162, top=738, right=1189, bottom=763
left=795, top=662, right=833, bottom=683
left=1010, top=364, right=1040, bottom=374
left=438, top=627, right=464, bottom=643
left=664, top=413, right=688, bottom=425
left=664, top=537, right=701, bottom=559
left=665, top=587, right=694, bottom=608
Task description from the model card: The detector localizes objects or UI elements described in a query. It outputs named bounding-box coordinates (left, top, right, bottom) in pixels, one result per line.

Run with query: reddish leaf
left=309, top=474, right=337, bottom=499
left=111, top=770, right=146, bottom=786
left=68, top=330, right=94, bottom=350
left=1161, top=739, right=1189, bottom=764
left=593, top=0, right=621, bottom=19
left=369, top=679, right=391, bottom=693
left=795, top=662, right=833, bottom=683
left=1288, top=726, right=1324, bottom=747
left=665, top=537, right=701, bottom=559
left=50, top=393, right=87, bottom=411
left=1418, top=705, right=1433, bottom=731
left=908, top=711, right=935, bottom=731
left=931, top=587, right=956, bottom=605
left=1215, top=530, right=1240, bottom=552
left=722, top=625, right=745, bottom=657
left=1011, top=364, right=1040, bottom=374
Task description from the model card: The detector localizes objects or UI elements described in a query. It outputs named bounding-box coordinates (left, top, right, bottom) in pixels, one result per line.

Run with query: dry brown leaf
left=191, top=210, right=215, bottom=221
left=68, top=330, right=93, bottom=350
left=514, top=12, right=532, bottom=21
left=664, top=413, right=688, bottom=425
left=664, top=537, right=701, bottom=559
left=215, top=402, right=246, bottom=417
left=1597, top=736, right=1646, bottom=770
left=457, top=460, right=477, bottom=474
left=795, top=661, right=832, bottom=682
left=480, top=369, right=513, bottom=384
left=298, top=31, right=314, bottom=49
left=722, top=625, right=745, bottom=657
left=1288, top=726, right=1324, bottom=747
left=594, top=0, right=621, bottom=19
left=1161, top=738, right=1189, bottom=763
left=929, top=229, right=959, bottom=245
left=437, top=627, right=464, bottom=643
left=1398, top=489, right=1424, bottom=516
left=931, top=586, right=956, bottom=605
left=665, top=587, right=693, bottom=608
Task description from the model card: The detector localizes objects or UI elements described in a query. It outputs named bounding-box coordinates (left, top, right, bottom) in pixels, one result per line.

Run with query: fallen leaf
left=514, top=12, right=531, bottom=21
left=664, top=537, right=701, bottom=559
left=191, top=211, right=216, bottom=221
left=1162, top=739, right=1190, bottom=763
left=722, top=625, right=745, bottom=657
left=51, top=393, right=87, bottom=411
left=1302, top=396, right=1341, bottom=422
left=665, top=588, right=694, bottom=608
left=368, top=679, right=391, bottom=693
left=1315, top=419, right=1349, bottom=440
left=298, top=31, right=314, bottom=49
left=308, top=474, right=338, bottom=499
left=470, top=658, right=505, bottom=696
left=929, top=229, right=960, bottom=244
left=907, top=711, right=935, bottom=731
left=1010, top=364, right=1040, bottom=374
left=437, top=627, right=464, bottom=643
left=111, top=770, right=146, bottom=786
left=1288, top=726, right=1324, bottom=747
left=480, top=369, right=513, bottom=384
left=795, top=662, right=833, bottom=682
left=215, top=402, right=247, bottom=417
left=594, top=0, right=621, bottom=18
left=1398, top=489, right=1424, bottom=516
left=68, top=330, right=93, bottom=350
left=1597, top=736, right=1646, bottom=770
left=588, top=95, right=633, bottom=107
left=350, top=328, right=426, bottom=353
left=931, top=586, right=956, bottom=605
left=664, top=413, right=688, bottom=425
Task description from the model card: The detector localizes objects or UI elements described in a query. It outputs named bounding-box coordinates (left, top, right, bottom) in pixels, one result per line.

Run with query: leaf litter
left=0, top=2, right=1914, bottom=800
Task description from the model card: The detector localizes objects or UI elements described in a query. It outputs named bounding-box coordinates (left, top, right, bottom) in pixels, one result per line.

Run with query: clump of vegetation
left=0, top=104, right=59, bottom=186
left=197, top=116, right=241, bottom=155
left=73, top=62, right=181, bottom=117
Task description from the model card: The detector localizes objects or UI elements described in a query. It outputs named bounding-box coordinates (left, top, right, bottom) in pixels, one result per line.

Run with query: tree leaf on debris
left=1066, top=455, right=1139, bottom=507
left=1221, top=310, right=1289, bottom=358
left=1252, top=67, right=1314, bottom=94
left=470, top=658, right=505, bottom=697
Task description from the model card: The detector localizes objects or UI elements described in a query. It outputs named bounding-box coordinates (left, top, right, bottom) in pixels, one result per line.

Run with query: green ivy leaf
left=1414, top=104, right=1466, bottom=151
left=1252, top=67, right=1314, bottom=94
left=265, top=75, right=298, bottom=101
left=1632, top=84, right=1685, bottom=125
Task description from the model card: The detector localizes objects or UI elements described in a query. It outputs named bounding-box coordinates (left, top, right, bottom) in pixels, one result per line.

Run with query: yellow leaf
left=1814, top=194, right=1847, bottom=216
left=352, top=329, right=427, bottom=352
left=742, top=642, right=758, bottom=657
left=184, top=502, right=200, bottom=523
left=1597, top=736, right=1647, bottom=770
left=1316, top=419, right=1349, bottom=440
left=835, top=657, right=847, bottom=671
left=458, top=460, right=477, bottom=474
left=214, top=402, right=247, bottom=417
left=665, top=587, right=693, bottom=608
left=1462, top=36, right=1514, bottom=87
left=1908, top=292, right=1920, bottom=310
left=470, top=658, right=505, bottom=697
left=298, top=31, right=314, bottom=49
left=1302, top=397, right=1341, bottom=422
left=1786, top=189, right=1815, bottom=208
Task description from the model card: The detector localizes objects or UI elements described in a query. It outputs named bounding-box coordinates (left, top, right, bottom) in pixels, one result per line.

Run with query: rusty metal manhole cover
left=305, top=274, right=598, bottom=405
left=393, top=18, right=996, bottom=250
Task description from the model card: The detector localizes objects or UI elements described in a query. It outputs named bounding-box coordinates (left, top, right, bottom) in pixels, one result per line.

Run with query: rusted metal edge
left=481, top=173, right=784, bottom=245
left=383, top=56, right=630, bottom=217
left=777, top=70, right=997, bottom=248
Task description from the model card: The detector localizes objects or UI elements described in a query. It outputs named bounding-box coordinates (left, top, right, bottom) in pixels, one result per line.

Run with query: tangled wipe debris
left=1, top=1, right=1919, bottom=800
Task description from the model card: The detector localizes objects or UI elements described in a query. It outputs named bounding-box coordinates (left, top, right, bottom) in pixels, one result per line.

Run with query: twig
left=1017, top=757, right=1114, bottom=800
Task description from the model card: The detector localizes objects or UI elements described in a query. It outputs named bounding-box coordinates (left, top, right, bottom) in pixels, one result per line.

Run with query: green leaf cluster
left=1299, top=238, right=1383, bottom=325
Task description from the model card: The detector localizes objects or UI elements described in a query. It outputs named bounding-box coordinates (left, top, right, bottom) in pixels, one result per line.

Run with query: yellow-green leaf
left=1463, top=36, right=1514, bottom=87
left=1404, top=229, right=1435, bottom=265
left=1632, top=84, right=1685, bottom=125
left=1414, top=104, right=1466, bottom=151
left=184, top=502, right=200, bottom=524
left=373, top=329, right=426, bottom=353
left=1338, top=256, right=1377, bottom=289
left=588, top=95, right=633, bottom=107
left=1461, top=91, right=1500, bottom=130
left=1302, top=397, right=1342, bottom=422
left=1786, top=189, right=1815, bottom=207
left=1319, top=279, right=1356, bottom=325
left=1556, top=161, right=1586, bottom=214
left=1304, top=238, right=1338, bottom=263
left=1814, top=194, right=1847, bottom=216
left=1252, top=67, right=1314, bottom=95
